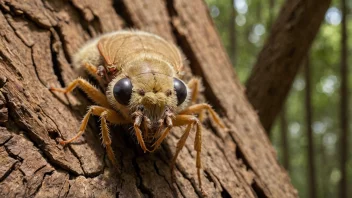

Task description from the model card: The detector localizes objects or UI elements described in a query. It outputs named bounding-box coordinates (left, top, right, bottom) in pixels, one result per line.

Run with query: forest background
left=205, top=0, right=351, bottom=197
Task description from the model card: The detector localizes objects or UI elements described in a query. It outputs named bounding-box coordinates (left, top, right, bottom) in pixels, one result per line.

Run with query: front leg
left=60, top=105, right=129, bottom=166
left=187, top=77, right=202, bottom=103
left=171, top=115, right=204, bottom=192
left=171, top=105, right=224, bottom=192
left=49, top=77, right=110, bottom=108
left=179, top=103, right=225, bottom=128
left=132, top=107, right=151, bottom=153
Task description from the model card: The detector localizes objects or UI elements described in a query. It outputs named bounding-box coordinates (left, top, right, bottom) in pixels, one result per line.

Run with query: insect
left=50, top=30, right=224, bottom=191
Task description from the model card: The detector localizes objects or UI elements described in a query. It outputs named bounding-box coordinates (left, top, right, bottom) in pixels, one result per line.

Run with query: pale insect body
left=50, top=30, right=225, bottom=192
left=74, top=31, right=188, bottom=119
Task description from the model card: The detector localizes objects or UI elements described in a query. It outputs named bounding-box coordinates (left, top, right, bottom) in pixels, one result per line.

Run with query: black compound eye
left=173, top=78, right=187, bottom=105
left=113, top=78, right=132, bottom=105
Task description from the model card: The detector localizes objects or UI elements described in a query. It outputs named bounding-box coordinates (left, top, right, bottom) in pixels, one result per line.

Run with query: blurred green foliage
left=205, top=0, right=351, bottom=197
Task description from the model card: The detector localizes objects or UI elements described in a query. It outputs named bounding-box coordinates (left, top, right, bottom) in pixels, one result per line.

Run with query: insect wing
left=97, top=32, right=183, bottom=73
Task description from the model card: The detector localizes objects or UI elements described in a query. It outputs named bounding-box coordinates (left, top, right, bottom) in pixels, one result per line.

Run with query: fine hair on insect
left=49, top=30, right=225, bottom=192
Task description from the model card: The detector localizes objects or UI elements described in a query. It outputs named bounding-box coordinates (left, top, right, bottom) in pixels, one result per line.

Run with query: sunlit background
left=205, top=0, right=351, bottom=197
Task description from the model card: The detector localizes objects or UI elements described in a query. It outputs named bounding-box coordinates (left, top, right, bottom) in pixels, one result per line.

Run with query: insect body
left=50, top=30, right=224, bottom=191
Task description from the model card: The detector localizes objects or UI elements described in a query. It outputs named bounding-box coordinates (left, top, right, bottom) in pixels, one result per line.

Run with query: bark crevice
left=251, top=181, right=267, bottom=198
left=50, top=32, right=65, bottom=87
left=132, top=156, right=153, bottom=197
left=113, top=0, right=134, bottom=28
left=27, top=166, right=55, bottom=198
left=0, top=146, right=19, bottom=183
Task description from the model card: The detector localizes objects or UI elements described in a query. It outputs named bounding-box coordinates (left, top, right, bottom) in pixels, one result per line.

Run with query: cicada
left=50, top=30, right=224, bottom=190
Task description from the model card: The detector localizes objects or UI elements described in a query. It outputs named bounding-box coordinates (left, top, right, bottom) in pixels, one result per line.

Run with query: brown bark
left=0, top=0, right=297, bottom=197
left=245, top=0, right=332, bottom=132
left=271, top=0, right=290, bottom=174
left=304, top=57, right=316, bottom=198
left=339, top=0, right=348, bottom=196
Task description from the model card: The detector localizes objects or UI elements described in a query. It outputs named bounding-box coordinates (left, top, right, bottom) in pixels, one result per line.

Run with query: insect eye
left=113, top=78, right=133, bottom=105
left=173, top=78, right=187, bottom=105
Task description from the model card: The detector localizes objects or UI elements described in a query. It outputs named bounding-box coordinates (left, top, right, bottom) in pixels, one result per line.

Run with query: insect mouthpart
left=131, top=105, right=174, bottom=148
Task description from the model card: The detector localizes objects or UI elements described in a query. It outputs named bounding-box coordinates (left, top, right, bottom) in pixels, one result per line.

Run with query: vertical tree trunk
left=280, top=107, right=290, bottom=171
left=320, top=136, right=327, bottom=198
left=245, top=0, right=332, bottom=132
left=304, top=57, right=316, bottom=198
left=0, top=0, right=298, bottom=197
left=256, top=1, right=262, bottom=22
left=339, top=0, right=348, bottom=196
left=268, top=0, right=275, bottom=29
left=269, top=0, right=290, bottom=172
left=229, top=0, right=236, bottom=66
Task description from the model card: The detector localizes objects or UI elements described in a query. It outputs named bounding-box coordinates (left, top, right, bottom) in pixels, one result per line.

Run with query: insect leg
left=142, top=116, right=150, bottom=140
left=83, top=62, right=98, bottom=75
left=83, top=62, right=111, bottom=83
left=133, top=116, right=150, bottom=153
left=171, top=115, right=203, bottom=191
left=59, top=107, right=93, bottom=145
left=99, top=111, right=118, bottom=166
left=91, top=105, right=129, bottom=125
left=179, top=104, right=225, bottom=128
left=60, top=105, right=129, bottom=166
left=49, top=77, right=110, bottom=107
left=187, top=77, right=209, bottom=122
left=92, top=106, right=129, bottom=166
left=170, top=123, right=192, bottom=179
left=187, top=77, right=201, bottom=103
left=151, top=116, right=173, bottom=151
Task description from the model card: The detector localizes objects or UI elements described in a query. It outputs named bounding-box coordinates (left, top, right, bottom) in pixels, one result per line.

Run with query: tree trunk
left=267, top=0, right=275, bottom=29
left=229, top=0, right=236, bottom=66
left=245, top=0, right=331, bottom=132
left=339, top=0, right=348, bottom=196
left=304, top=56, right=316, bottom=198
left=0, top=0, right=297, bottom=197
left=279, top=107, right=289, bottom=171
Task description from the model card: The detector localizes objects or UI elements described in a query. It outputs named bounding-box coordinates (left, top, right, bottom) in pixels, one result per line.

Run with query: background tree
left=304, top=56, right=316, bottom=198
left=207, top=0, right=351, bottom=197
left=245, top=0, right=332, bottom=132
left=339, top=0, right=348, bottom=197
left=229, top=0, right=237, bottom=66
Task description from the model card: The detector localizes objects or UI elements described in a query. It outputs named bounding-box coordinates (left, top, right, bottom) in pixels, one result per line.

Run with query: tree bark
left=245, top=0, right=331, bottom=132
left=0, top=0, right=297, bottom=197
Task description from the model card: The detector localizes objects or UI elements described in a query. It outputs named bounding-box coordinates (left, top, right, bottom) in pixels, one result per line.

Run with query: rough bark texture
left=245, top=0, right=332, bottom=132
left=0, top=0, right=297, bottom=197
